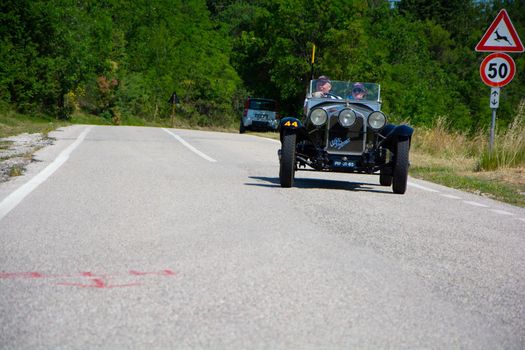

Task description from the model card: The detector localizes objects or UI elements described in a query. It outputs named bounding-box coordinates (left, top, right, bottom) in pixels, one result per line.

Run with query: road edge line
left=0, top=126, right=93, bottom=221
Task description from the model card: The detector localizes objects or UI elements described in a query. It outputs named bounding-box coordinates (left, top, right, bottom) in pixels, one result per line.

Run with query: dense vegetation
left=1, top=0, right=524, bottom=131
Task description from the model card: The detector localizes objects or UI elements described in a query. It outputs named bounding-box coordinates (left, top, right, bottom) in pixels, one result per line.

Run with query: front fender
left=379, top=124, right=414, bottom=149
left=279, top=117, right=304, bottom=142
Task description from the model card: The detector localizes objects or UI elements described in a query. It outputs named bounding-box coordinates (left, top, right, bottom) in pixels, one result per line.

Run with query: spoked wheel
left=279, top=132, right=297, bottom=187
left=392, top=138, right=409, bottom=194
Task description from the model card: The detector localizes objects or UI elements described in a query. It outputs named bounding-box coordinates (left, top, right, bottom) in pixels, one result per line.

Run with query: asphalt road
left=0, top=125, right=524, bottom=349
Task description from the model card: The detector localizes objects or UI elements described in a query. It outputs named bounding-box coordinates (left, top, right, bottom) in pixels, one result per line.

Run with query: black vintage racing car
left=278, top=79, right=413, bottom=194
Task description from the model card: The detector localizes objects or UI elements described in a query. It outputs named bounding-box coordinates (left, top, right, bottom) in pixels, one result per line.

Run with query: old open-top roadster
left=278, top=79, right=413, bottom=194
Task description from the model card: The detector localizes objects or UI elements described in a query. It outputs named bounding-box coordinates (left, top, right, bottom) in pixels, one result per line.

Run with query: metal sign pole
left=171, top=103, right=176, bottom=128
left=488, top=87, right=500, bottom=152
left=489, top=108, right=496, bottom=152
left=168, top=92, right=179, bottom=128
left=310, top=44, right=316, bottom=80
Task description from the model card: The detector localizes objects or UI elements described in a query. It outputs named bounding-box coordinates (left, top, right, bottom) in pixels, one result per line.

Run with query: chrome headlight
left=368, top=111, right=387, bottom=130
left=338, top=109, right=357, bottom=127
left=310, top=108, right=328, bottom=126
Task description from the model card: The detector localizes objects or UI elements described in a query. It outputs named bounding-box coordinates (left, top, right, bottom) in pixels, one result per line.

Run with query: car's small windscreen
left=309, top=80, right=380, bottom=102
left=249, top=100, right=276, bottom=111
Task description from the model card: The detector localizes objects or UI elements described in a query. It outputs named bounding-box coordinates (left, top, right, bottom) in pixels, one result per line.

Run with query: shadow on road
left=246, top=176, right=391, bottom=194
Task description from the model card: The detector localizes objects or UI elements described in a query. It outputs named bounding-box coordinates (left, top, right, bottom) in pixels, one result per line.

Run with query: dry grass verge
left=410, top=107, right=525, bottom=206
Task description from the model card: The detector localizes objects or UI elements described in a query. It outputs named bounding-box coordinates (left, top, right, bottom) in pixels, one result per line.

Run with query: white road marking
left=410, top=182, right=522, bottom=218
left=162, top=128, right=217, bottom=163
left=440, top=194, right=462, bottom=199
left=0, top=126, right=93, bottom=221
left=259, top=137, right=280, bottom=144
left=243, top=134, right=280, bottom=144
left=490, top=209, right=514, bottom=216
left=463, top=201, right=489, bottom=208
left=407, top=182, right=440, bottom=192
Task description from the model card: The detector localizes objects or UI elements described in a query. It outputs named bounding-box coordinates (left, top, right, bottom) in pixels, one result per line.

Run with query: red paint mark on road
left=129, top=269, right=176, bottom=276
left=79, top=272, right=109, bottom=279
left=0, top=272, right=44, bottom=279
left=57, top=278, right=142, bottom=289
left=0, top=269, right=177, bottom=289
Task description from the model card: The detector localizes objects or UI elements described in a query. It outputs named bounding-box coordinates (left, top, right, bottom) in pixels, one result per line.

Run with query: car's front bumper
left=243, top=118, right=279, bottom=130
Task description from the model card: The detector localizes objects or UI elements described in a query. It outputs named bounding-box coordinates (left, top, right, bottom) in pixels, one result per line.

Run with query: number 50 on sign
left=480, top=52, right=516, bottom=87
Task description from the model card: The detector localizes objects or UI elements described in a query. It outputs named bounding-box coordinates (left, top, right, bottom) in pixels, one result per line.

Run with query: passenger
left=349, top=82, right=367, bottom=100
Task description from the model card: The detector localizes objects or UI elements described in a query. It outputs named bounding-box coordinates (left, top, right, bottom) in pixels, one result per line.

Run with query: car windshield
left=308, top=80, right=380, bottom=102
left=249, top=99, right=276, bottom=111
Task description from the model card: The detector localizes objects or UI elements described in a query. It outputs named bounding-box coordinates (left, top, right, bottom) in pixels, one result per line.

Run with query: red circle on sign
left=480, top=52, right=516, bottom=87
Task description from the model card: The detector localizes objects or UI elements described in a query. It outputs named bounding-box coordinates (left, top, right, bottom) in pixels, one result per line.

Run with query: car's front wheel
left=392, top=138, right=409, bottom=194
left=279, top=132, right=296, bottom=187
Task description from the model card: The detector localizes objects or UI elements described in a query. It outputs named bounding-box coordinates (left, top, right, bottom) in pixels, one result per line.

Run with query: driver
left=349, top=82, right=367, bottom=100
left=312, top=76, right=342, bottom=99
left=304, top=75, right=342, bottom=114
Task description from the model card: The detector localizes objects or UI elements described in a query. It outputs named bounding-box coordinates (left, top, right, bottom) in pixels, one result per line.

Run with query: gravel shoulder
left=0, top=133, right=53, bottom=183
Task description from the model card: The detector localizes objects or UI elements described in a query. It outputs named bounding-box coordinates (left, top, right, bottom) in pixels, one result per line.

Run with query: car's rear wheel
left=392, top=139, right=409, bottom=194
left=378, top=149, right=392, bottom=186
left=239, top=120, right=246, bottom=134
left=379, top=171, right=392, bottom=186
left=279, top=132, right=296, bottom=187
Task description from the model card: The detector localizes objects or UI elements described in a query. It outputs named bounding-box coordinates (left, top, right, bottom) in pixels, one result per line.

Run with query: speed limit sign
left=480, top=52, right=516, bottom=87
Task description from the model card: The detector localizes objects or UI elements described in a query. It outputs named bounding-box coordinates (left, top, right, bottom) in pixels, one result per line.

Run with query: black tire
left=279, top=132, right=296, bottom=187
left=392, top=139, right=409, bottom=194
left=239, top=120, right=246, bottom=134
left=379, top=171, right=392, bottom=186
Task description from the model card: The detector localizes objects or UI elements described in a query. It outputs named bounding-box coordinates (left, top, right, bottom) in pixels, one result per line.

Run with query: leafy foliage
left=0, top=0, right=524, bottom=130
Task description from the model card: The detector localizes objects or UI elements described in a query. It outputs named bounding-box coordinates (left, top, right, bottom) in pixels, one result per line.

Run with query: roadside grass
left=478, top=100, right=525, bottom=171
left=1, top=110, right=177, bottom=137
left=0, top=110, right=70, bottom=138
left=69, top=112, right=112, bottom=126
left=9, top=164, right=24, bottom=177
left=409, top=161, right=525, bottom=207
left=410, top=114, right=525, bottom=207
left=0, top=141, right=11, bottom=150
left=249, top=131, right=280, bottom=140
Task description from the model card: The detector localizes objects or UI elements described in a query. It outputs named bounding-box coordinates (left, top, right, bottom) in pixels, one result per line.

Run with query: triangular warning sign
left=475, top=9, right=524, bottom=52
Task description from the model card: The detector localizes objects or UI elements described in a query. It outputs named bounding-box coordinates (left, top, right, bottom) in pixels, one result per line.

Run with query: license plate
left=333, top=160, right=355, bottom=168
left=255, top=113, right=268, bottom=120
